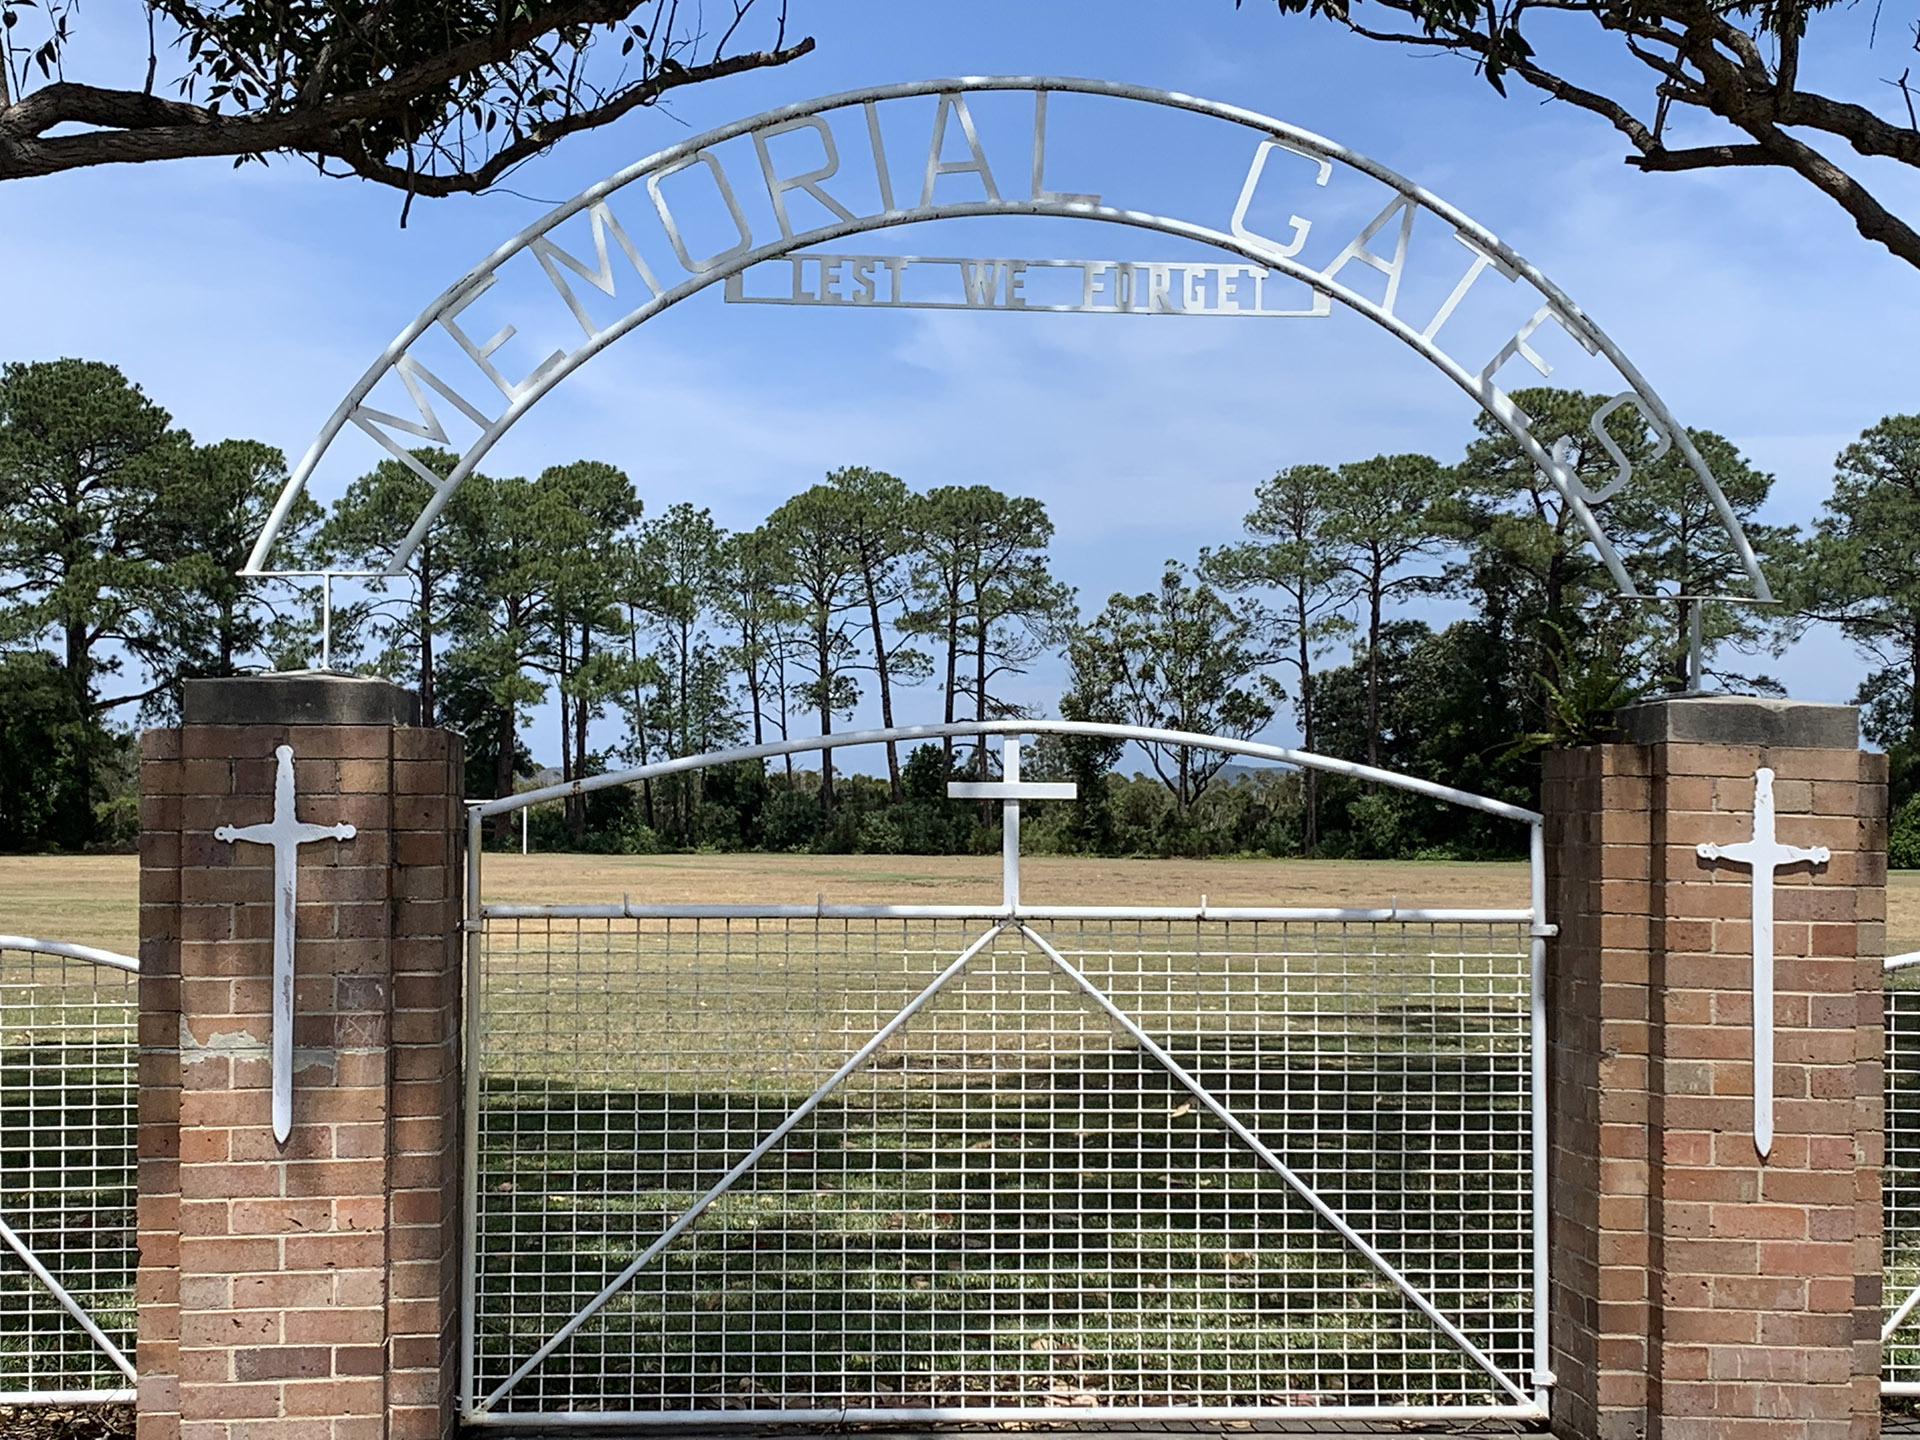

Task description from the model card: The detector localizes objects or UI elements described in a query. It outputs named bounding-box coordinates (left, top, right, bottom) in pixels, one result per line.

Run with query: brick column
left=137, top=674, right=464, bottom=1440
left=1543, top=696, right=1885, bottom=1440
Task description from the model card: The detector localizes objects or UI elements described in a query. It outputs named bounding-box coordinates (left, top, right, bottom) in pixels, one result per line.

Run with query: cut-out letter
left=435, top=276, right=564, bottom=403
left=1030, top=93, right=1098, bottom=208
left=1230, top=138, right=1331, bottom=261
left=648, top=150, right=755, bottom=273
left=754, top=117, right=858, bottom=239
left=1319, top=196, right=1418, bottom=317
left=1420, top=230, right=1519, bottom=346
left=922, top=93, right=1002, bottom=207
left=528, top=202, right=663, bottom=340
left=349, top=355, right=494, bottom=486
left=1478, top=301, right=1600, bottom=390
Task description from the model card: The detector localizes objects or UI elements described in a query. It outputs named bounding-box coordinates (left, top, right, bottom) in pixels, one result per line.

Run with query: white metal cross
left=214, top=744, right=356, bottom=1144
left=1695, top=766, right=1829, bottom=1160
left=947, top=736, right=1076, bottom=910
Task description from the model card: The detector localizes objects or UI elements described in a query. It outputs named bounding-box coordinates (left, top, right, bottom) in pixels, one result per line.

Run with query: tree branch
left=94, top=678, right=171, bottom=712
left=6, top=80, right=215, bottom=137
left=0, top=1, right=813, bottom=192
left=1775, top=87, right=1920, bottom=166
left=1628, top=141, right=1775, bottom=170
left=1283, top=0, right=1920, bottom=271
left=1736, top=115, right=1920, bottom=266
left=335, top=38, right=812, bottom=195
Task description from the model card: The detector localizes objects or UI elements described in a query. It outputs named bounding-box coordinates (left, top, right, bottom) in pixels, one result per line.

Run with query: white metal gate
left=461, top=722, right=1550, bottom=1427
left=1882, top=951, right=1920, bottom=1395
left=0, top=937, right=140, bottom=1404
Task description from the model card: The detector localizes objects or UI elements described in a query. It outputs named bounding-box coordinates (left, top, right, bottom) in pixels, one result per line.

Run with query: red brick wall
left=1544, top=739, right=1885, bottom=1440
left=138, top=723, right=463, bottom=1440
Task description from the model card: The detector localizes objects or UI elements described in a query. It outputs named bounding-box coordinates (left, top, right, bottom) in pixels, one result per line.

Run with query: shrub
left=762, top=789, right=825, bottom=851
left=1891, top=795, right=1920, bottom=870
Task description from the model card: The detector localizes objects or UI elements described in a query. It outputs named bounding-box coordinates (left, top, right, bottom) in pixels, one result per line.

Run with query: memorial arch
left=243, top=75, right=1771, bottom=607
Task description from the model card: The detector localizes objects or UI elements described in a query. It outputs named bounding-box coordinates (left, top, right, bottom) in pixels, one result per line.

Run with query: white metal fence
left=461, top=723, right=1551, bottom=1427
left=0, top=938, right=140, bottom=1403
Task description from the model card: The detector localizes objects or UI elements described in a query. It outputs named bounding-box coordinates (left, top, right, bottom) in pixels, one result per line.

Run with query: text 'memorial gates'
left=241, top=77, right=1770, bottom=610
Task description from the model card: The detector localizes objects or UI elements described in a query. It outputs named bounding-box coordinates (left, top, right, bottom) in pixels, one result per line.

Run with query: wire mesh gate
left=0, top=939, right=140, bottom=1404
left=1883, top=956, right=1920, bottom=1393
left=462, top=722, right=1552, bottom=1427
left=467, top=913, right=1539, bottom=1423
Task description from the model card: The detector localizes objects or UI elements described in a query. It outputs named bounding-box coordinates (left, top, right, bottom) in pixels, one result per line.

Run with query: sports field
left=6, top=851, right=1920, bottom=957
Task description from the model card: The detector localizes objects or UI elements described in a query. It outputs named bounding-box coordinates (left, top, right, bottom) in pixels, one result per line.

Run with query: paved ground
left=0, top=1404, right=132, bottom=1439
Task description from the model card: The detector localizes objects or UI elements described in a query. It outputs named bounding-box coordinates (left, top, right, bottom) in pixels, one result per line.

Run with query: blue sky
left=7, top=1, right=1919, bottom=765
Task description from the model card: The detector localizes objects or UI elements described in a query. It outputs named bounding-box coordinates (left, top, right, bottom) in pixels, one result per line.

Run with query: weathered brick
left=142, top=702, right=463, bottom=1440
left=1546, top=712, right=1881, bottom=1440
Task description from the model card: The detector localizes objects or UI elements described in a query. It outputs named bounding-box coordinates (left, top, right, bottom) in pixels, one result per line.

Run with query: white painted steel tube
left=1886, top=951, right=1920, bottom=971
left=0, top=936, right=137, bottom=972
left=459, top=804, right=484, bottom=1414
left=1002, top=735, right=1020, bottom=908
left=1884, top=1281, right=1920, bottom=1342
left=463, top=1402, right=1550, bottom=1426
left=475, top=719, right=1542, bottom=823
left=246, top=77, right=1767, bottom=606
left=0, top=1391, right=138, bottom=1406
left=479, top=902, right=1537, bottom=924
left=1529, top=820, right=1553, bottom=1402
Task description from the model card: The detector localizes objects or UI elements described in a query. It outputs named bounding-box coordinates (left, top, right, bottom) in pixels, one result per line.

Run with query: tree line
left=5, top=356, right=1919, bottom=863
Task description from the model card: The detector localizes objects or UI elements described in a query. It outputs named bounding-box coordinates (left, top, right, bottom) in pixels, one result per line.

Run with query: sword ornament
left=1695, top=766, right=1829, bottom=1159
left=213, top=744, right=356, bottom=1144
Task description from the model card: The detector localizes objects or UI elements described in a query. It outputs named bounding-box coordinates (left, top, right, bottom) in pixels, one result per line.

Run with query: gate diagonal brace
left=1886, top=1280, right=1920, bottom=1344
left=479, top=921, right=1011, bottom=1412
left=1014, top=923, right=1534, bottom=1409
left=0, top=1209, right=137, bottom=1381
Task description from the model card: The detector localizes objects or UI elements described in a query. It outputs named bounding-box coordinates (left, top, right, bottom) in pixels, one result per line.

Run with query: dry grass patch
left=8, top=852, right=1920, bottom=955
left=0, top=857, right=141, bottom=958
left=477, top=852, right=1532, bottom=912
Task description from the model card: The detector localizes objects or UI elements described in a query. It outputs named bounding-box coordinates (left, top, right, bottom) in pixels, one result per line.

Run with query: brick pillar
left=1543, top=696, right=1885, bottom=1440
left=137, top=674, right=464, bottom=1440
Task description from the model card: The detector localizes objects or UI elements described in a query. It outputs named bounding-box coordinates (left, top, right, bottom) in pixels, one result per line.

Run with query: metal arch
left=472, top=717, right=1543, bottom=823
left=245, top=75, right=1771, bottom=602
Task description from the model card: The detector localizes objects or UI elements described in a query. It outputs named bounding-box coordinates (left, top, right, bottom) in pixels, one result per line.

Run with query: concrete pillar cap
left=181, top=672, right=420, bottom=727
left=1614, top=695, right=1857, bottom=749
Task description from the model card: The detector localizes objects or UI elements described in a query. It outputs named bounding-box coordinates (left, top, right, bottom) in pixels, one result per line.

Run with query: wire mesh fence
left=1888, top=975, right=1920, bottom=1388
left=0, top=944, right=139, bottom=1400
left=469, top=913, right=1535, bottom=1420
